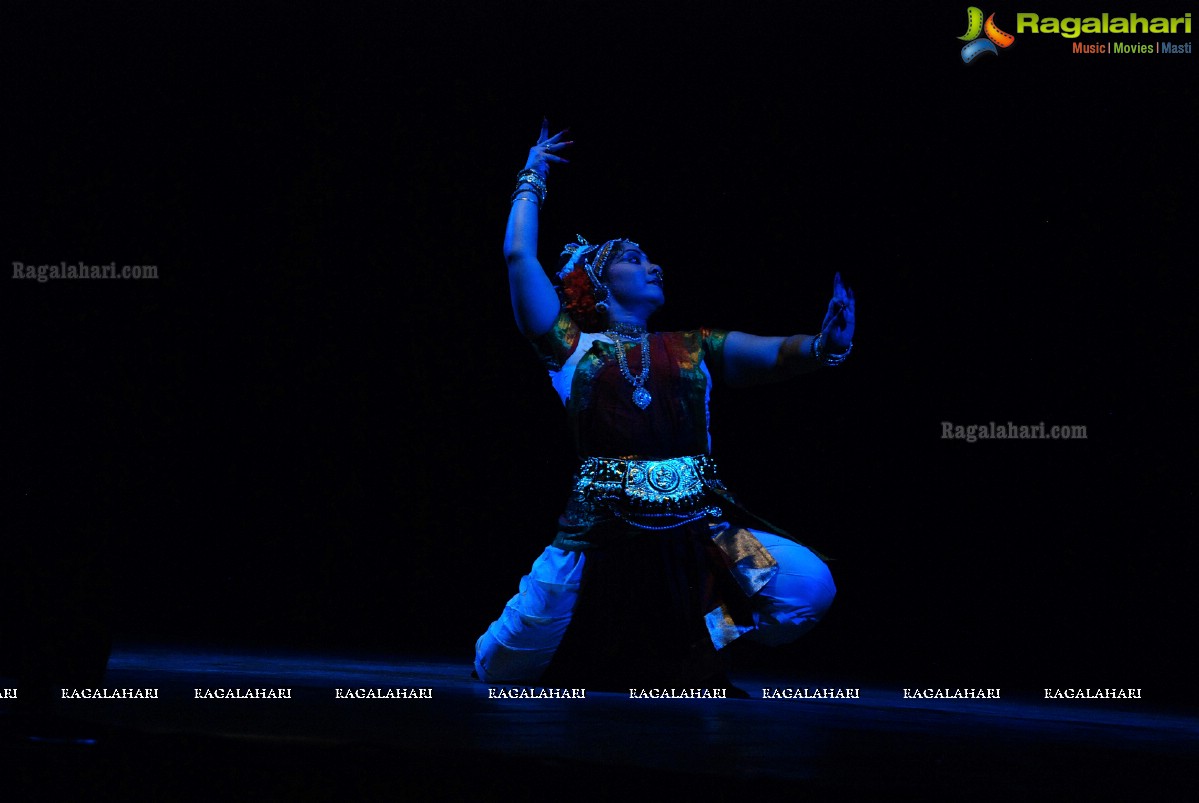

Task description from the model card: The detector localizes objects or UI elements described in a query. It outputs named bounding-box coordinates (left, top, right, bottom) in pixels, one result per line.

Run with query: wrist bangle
left=511, top=178, right=545, bottom=206
left=812, top=333, right=852, bottom=366
left=511, top=187, right=543, bottom=207
left=821, top=343, right=852, bottom=366
left=516, top=168, right=546, bottom=185
left=511, top=195, right=540, bottom=207
left=515, top=170, right=547, bottom=201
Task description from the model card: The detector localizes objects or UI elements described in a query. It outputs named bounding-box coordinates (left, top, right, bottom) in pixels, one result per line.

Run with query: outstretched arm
left=722, top=272, right=856, bottom=386
left=504, top=119, right=573, bottom=339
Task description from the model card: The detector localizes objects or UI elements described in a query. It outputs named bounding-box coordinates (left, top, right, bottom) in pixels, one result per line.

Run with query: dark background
left=4, top=3, right=1195, bottom=701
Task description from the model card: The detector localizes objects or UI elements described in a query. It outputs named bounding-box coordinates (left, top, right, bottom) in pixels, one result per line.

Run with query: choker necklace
left=606, top=329, right=652, bottom=409
left=606, top=320, right=648, bottom=337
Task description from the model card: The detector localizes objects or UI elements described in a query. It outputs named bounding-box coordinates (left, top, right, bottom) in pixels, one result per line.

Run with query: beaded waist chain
left=574, top=455, right=725, bottom=529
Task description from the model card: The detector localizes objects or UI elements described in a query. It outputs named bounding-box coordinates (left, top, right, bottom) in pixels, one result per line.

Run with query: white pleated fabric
left=474, top=530, right=835, bottom=684
left=473, top=547, right=586, bottom=683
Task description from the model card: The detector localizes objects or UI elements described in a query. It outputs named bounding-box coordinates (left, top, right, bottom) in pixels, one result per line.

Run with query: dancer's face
left=603, top=245, right=664, bottom=311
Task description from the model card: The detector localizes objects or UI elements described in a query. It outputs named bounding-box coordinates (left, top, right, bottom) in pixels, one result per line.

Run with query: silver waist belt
left=575, top=455, right=722, bottom=515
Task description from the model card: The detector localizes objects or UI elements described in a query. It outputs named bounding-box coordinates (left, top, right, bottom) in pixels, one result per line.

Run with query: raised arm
left=504, top=119, right=573, bottom=338
left=722, top=272, right=856, bottom=386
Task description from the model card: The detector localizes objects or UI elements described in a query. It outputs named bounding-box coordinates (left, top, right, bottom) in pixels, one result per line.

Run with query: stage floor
left=3, top=645, right=1196, bottom=800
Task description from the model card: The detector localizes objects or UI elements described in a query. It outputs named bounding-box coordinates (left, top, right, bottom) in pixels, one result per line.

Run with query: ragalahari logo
left=959, top=7, right=1016, bottom=62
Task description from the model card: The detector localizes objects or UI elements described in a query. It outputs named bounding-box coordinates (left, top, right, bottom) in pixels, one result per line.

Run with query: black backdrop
left=5, top=2, right=1196, bottom=701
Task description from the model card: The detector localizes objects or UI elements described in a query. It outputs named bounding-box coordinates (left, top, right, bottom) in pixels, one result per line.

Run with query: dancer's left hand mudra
left=820, top=272, right=855, bottom=353
left=722, top=271, right=856, bottom=385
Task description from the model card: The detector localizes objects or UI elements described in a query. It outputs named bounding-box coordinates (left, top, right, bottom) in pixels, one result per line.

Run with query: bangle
left=512, top=177, right=545, bottom=206
left=515, top=170, right=547, bottom=201
left=514, top=185, right=545, bottom=204
left=512, top=195, right=540, bottom=207
left=812, top=332, right=852, bottom=366
left=510, top=188, right=542, bottom=207
left=516, top=174, right=545, bottom=190
left=516, top=168, right=546, bottom=187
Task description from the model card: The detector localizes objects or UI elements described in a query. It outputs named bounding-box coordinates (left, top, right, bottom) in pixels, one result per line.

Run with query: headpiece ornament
left=558, top=235, right=639, bottom=302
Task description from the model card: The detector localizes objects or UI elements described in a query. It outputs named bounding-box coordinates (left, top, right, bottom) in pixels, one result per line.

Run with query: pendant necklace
left=606, top=326, right=652, bottom=410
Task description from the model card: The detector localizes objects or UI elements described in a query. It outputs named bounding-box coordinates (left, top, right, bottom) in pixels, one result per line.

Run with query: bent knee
left=794, top=565, right=836, bottom=619
left=765, top=544, right=836, bottom=618
left=747, top=551, right=836, bottom=646
left=762, top=572, right=836, bottom=627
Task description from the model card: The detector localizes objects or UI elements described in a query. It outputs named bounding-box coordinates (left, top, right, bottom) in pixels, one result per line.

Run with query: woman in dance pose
left=475, top=120, right=854, bottom=691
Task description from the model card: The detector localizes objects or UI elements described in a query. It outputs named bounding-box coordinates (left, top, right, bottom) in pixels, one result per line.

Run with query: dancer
left=475, top=120, right=853, bottom=690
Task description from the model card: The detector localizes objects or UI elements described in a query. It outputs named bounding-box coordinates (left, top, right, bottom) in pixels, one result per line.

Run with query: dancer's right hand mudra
left=523, top=118, right=572, bottom=178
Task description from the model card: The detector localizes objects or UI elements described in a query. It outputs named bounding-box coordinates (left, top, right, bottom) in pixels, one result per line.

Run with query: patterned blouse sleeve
left=700, top=327, right=730, bottom=385
left=529, top=306, right=582, bottom=372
